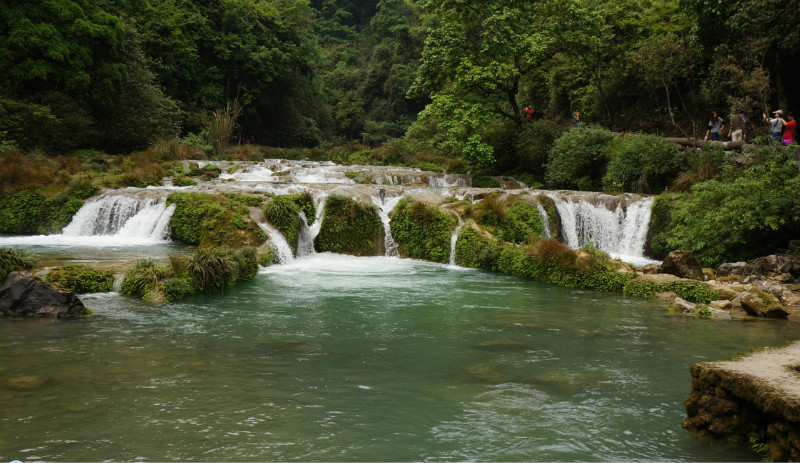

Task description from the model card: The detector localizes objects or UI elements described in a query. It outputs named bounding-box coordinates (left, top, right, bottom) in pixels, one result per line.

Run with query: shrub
left=316, top=195, right=383, bottom=256
left=390, top=198, right=457, bottom=263
left=121, top=259, right=169, bottom=299
left=603, top=133, right=685, bottom=193
left=515, top=119, right=566, bottom=176
left=44, top=265, right=114, bottom=293
left=160, top=277, right=195, bottom=301
left=187, top=249, right=238, bottom=291
left=545, top=126, right=616, bottom=191
left=0, top=247, right=38, bottom=283
left=454, top=227, right=502, bottom=270
left=498, top=198, right=544, bottom=243
left=0, top=189, right=85, bottom=235
left=167, top=192, right=265, bottom=248
left=263, top=197, right=301, bottom=251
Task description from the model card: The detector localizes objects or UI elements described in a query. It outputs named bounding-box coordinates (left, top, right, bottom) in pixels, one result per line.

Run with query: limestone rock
left=716, top=262, right=746, bottom=277
left=708, top=307, right=732, bottom=320
left=709, top=300, right=732, bottom=311
left=739, top=289, right=789, bottom=318
left=0, top=272, right=88, bottom=318
left=638, top=263, right=659, bottom=275
left=671, top=297, right=696, bottom=314
left=660, top=250, right=704, bottom=281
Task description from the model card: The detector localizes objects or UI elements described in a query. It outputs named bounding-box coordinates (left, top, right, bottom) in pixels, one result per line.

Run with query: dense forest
left=1, top=0, right=799, bottom=163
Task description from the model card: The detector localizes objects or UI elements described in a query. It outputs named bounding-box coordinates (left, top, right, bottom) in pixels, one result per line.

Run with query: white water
left=370, top=194, right=403, bottom=257
left=0, top=190, right=175, bottom=247
left=448, top=221, right=465, bottom=266
left=255, top=220, right=294, bottom=264
left=545, top=192, right=656, bottom=266
left=297, top=195, right=327, bottom=257
left=536, top=201, right=552, bottom=239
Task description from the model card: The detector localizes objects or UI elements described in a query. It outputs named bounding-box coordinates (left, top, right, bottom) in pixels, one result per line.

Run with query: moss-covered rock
left=390, top=198, right=456, bottom=263
left=44, top=264, right=114, bottom=293
left=262, top=196, right=301, bottom=253
left=166, top=192, right=266, bottom=248
left=316, top=195, right=383, bottom=256
left=454, top=226, right=502, bottom=270
left=0, top=189, right=86, bottom=235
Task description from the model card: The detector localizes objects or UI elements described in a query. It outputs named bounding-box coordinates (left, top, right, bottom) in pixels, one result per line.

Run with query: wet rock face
left=0, top=272, right=88, bottom=318
left=660, top=250, right=704, bottom=281
left=683, top=342, right=800, bottom=462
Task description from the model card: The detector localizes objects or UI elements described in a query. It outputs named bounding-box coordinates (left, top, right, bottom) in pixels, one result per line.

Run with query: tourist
left=704, top=111, right=724, bottom=141
left=727, top=110, right=745, bottom=142
left=572, top=109, right=581, bottom=128
left=524, top=106, right=535, bottom=121
left=782, top=112, right=796, bottom=145
left=764, top=110, right=785, bottom=145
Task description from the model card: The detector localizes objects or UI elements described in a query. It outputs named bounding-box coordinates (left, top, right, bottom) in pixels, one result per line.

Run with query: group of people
left=705, top=109, right=796, bottom=145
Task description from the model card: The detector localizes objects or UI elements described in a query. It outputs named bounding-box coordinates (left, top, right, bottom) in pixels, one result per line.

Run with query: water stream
left=1, top=254, right=795, bottom=462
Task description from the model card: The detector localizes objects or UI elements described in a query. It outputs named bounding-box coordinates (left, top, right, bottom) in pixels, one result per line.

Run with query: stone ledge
left=683, top=341, right=800, bottom=461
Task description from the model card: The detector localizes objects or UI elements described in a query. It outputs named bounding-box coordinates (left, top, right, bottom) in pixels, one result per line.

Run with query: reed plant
left=187, top=249, right=237, bottom=291
left=121, top=259, right=169, bottom=298
left=208, top=100, right=243, bottom=156
left=0, top=247, right=38, bottom=283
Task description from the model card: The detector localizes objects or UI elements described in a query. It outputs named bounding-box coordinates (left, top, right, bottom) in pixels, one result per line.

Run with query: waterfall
left=545, top=192, right=654, bottom=264
left=535, top=201, right=551, bottom=239
left=449, top=221, right=465, bottom=266
left=370, top=193, right=402, bottom=257
left=297, top=195, right=327, bottom=257
left=255, top=220, right=294, bottom=264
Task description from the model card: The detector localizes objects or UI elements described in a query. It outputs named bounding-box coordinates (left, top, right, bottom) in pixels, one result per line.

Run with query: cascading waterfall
left=545, top=192, right=654, bottom=264
left=255, top=220, right=294, bottom=264
left=370, top=193, right=402, bottom=257
left=448, top=220, right=465, bottom=266
left=536, top=201, right=551, bottom=239
left=296, top=195, right=327, bottom=257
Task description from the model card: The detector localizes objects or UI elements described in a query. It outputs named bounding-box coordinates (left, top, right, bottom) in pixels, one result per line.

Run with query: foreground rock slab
left=0, top=272, right=88, bottom=318
left=683, top=341, right=800, bottom=461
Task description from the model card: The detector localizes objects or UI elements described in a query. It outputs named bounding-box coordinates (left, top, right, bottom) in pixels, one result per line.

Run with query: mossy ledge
left=315, top=195, right=383, bottom=256
left=683, top=341, right=800, bottom=461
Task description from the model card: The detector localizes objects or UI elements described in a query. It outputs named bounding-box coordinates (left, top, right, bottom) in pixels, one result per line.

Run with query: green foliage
left=121, top=259, right=169, bottom=299
left=389, top=198, right=456, bottom=263
left=172, top=175, right=197, bottom=187
left=263, top=197, right=301, bottom=251
left=258, top=249, right=276, bottom=267
left=603, top=133, right=686, bottom=193
left=497, top=198, right=545, bottom=244
left=545, top=127, right=616, bottom=191
left=653, top=148, right=800, bottom=267
left=44, top=265, right=114, bottom=293
left=187, top=249, right=238, bottom=291
left=292, top=191, right=317, bottom=226
left=0, top=247, right=38, bottom=284
left=473, top=176, right=501, bottom=188
left=160, top=276, right=195, bottom=302
left=515, top=120, right=567, bottom=176
left=208, top=100, right=243, bottom=156
left=316, top=195, right=383, bottom=256
left=454, top=227, right=502, bottom=270
left=623, top=277, right=719, bottom=303
left=0, top=190, right=85, bottom=235
left=167, top=192, right=265, bottom=248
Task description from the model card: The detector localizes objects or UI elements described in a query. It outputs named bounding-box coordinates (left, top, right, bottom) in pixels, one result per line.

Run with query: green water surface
left=1, top=253, right=798, bottom=462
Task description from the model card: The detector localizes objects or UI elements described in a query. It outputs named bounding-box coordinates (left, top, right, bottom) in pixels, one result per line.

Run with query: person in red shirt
left=524, top=106, right=535, bottom=120
left=783, top=112, right=796, bottom=145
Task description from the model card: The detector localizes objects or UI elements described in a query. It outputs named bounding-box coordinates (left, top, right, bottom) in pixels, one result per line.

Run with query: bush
left=0, top=189, right=85, bottom=235
left=603, top=133, right=685, bottom=193
left=316, top=195, right=383, bottom=256
left=167, top=192, right=265, bottom=248
left=44, top=265, right=114, bottom=293
left=263, top=196, right=301, bottom=251
left=498, top=198, right=544, bottom=244
left=187, top=249, right=238, bottom=291
left=515, top=119, right=566, bottom=176
left=454, top=227, right=502, bottom=270
left=0, top=247, right=38, bottom=283
left=545, top=126, right=616, bottom=191
left=121, top=259, right=169, bottom=299
left=390, top=199, right=457, bottom=263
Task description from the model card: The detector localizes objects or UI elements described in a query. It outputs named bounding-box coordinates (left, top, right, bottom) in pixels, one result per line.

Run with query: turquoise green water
left=1, top=253, right=798, bottom=462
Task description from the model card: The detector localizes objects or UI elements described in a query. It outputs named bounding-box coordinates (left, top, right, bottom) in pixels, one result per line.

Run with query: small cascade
left=449, top=220, right=465, bottom=266
left=61, top=190, right=174, bottom=241
left=255, top=220, right=294, bottom=264
left=371, top=193, right=402, bottom=257
left=545, top=192, right=654, bottom=262
left=535, top=201, right=551, bottom=239
left=428, top=174, right=469, bottom=188
left=296, top=195, right=327, bottom=257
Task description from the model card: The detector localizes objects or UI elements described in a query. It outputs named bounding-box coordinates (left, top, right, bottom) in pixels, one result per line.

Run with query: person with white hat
left=763, top=109, right=786, bottom=145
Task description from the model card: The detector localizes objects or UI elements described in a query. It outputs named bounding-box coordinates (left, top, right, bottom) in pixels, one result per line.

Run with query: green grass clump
left=263, top=196, right=301, bottom=251
left=0, top=247, right=38, bottom=283
left=45, top=265, right=114, bottom=293
left=167, top=192, right=266, bottom=248
left=390, top=198, right=457, bottom=263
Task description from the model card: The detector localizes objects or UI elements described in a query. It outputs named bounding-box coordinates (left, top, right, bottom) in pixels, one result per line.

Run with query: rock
left=709, top=300, right=732, bottom=311
left=660, top=250, right=704, bottom=281
left=671, top=297, right=696, bottom=314
left=0, top=272, right=88, bottom=318
left=717, top=262, right=746, bottom=277
left=702, top=268, right=715, bottom=281
left=708, top=307, right=732, bottom=320
left=740, top=289, right=789, bottom=318
left=705, top=282, right=744, bottom=300
left=638, top=263, right=659, bottom=275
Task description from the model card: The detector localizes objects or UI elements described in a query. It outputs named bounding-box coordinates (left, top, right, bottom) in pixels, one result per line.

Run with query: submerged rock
left=0, top=272, right=88, bottom=318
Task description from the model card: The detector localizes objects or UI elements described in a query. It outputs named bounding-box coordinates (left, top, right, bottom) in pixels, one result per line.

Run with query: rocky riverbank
left=682, top=341, right=800, bottom=461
